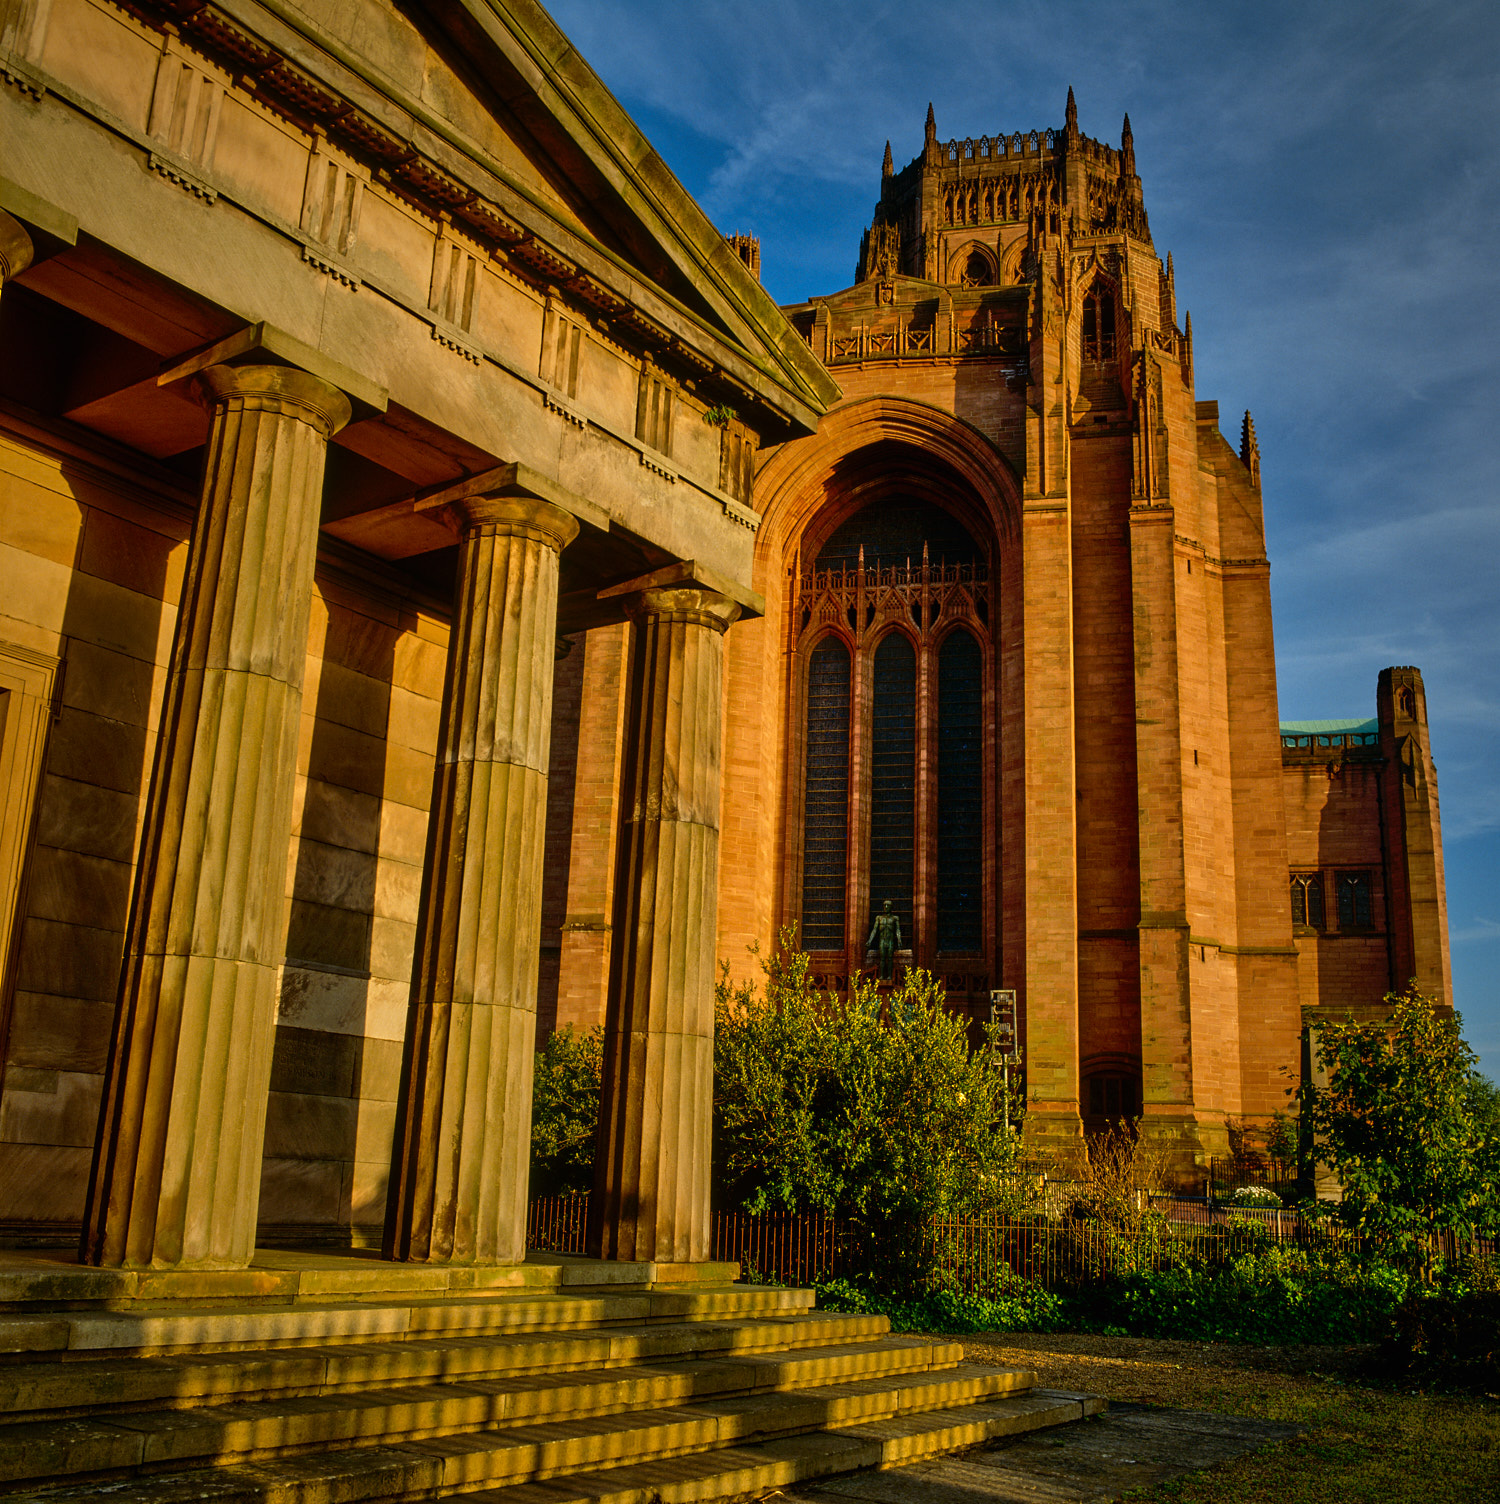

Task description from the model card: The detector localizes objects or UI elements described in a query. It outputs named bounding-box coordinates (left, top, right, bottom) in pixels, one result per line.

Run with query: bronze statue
left=868, top=899, right=901, bottom=981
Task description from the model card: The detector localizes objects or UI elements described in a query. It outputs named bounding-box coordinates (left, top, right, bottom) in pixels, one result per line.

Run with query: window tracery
left=791, top=500, right=993, bottom=975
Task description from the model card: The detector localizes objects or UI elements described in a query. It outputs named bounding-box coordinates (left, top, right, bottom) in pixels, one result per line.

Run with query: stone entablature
left=1, top=0, right=836, bottom=570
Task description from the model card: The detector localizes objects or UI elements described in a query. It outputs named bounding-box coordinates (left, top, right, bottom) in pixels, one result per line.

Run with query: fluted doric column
left=385, top=493, right=579, bottom=1263
left=589, top=586, right=741, bottom=1264
left=0, top=210, right=35, bottom=288
left=82, top=364, right=351, bottom=1268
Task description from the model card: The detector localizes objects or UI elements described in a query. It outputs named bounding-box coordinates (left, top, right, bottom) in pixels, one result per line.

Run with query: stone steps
left=0, top=1285, right=816, bottom=1357
left=460, top=1391, right=1105, bottom=1504
left=0, top=1252, right=1102, bottom=1504
left=0, top=1337, right=965, bottom=1479
left=0, top=1313, right=889, bottom=1421
left=2, top=1363, right=1048, bottom=1500
left=0, top=1254, right=740, bottom=1312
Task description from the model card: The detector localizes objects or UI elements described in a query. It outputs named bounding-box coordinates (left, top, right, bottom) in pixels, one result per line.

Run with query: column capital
left=442, top=493, right=580, bottom=552
left=621, top=586, right=742, bottom=634
left=190, top=363, right=353, bottom=439
left=0, top=211, right=34, bottom=285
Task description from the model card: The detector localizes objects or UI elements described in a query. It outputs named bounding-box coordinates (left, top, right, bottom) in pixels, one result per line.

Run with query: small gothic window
left=1082, top=288, right=1116, bottom=360
left=963, top=251, right=992, bottom=287
left=1290, top=873, right=1325, bottom=930
left=1337, top=871, right=1373, bottom=930
left=1086, top=1073, right=1139, bottom=1123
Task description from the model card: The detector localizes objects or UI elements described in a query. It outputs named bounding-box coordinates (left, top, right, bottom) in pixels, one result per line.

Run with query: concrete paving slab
left=781, top=1402, right=1299, bottom=1504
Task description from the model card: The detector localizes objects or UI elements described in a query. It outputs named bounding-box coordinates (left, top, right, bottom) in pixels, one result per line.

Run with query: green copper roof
left=1279, top=717, right=1379, bottom=735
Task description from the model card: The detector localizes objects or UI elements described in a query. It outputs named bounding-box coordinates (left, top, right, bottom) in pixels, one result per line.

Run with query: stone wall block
left=81, top=365, right=351, bottom=1268
left=385, top=497, right=578, bottom=1264
left=590, top=589, right=737, bottom=1265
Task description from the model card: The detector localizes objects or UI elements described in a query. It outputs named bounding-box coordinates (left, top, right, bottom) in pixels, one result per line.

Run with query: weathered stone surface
left=590, top=587, right=741, bottom=1265
left=80, top=364, right=351, bottom=1269
left=385, top=493, right=579, bottom=1264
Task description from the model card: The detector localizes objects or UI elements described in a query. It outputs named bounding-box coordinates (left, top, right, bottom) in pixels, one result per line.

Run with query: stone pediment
left=254, top=0, right=839, bottom=430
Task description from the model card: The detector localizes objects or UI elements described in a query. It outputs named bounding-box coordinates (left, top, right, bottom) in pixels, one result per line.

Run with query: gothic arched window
left=963, top=251, right=993, bottom=287
left=801, top=636, right=851, bottom=950
left=1082, top=286, right=1116, bottom=360
left=1290, top=873, right=1324, bottom=930
left=791, top=499, right=994, bottom=979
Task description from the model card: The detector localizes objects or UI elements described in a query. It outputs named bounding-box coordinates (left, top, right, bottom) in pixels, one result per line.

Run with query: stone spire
left=1121, top=113, right=1136, bottom=177
left=924, top=102, right=938, bottom=164
left=1065, top=86, right=1079, bottom=140
left=1240, top=409, right=1261, bottom=488
left=882, top=139, right=893, bottom=178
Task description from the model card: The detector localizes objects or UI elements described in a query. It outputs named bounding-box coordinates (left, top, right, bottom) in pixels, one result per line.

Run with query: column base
left=1022, top=1101, right=1082, bottom=1161
left=1136, top=1107, right=1231, bottom=1185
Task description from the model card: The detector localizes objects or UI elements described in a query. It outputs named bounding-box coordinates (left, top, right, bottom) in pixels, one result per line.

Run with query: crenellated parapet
left=856, top=95, right=1150, bottom=290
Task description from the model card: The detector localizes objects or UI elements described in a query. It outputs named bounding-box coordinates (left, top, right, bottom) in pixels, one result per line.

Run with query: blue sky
left=546, top=0, right=1500, bottom=1080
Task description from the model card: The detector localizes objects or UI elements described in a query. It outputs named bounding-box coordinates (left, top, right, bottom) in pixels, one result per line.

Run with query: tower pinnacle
left=1121, top=113, right=1136, bottom=176
left=1240, top=410, right=1261, bottom=488
left=882, top=139, right=893, bottom=177
left=925, top=102, right=936, bottom=139
left=1066, top=86, right=1078, bottom=137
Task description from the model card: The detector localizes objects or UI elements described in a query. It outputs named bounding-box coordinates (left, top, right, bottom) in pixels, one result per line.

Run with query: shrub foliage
left=529, top=1025, right=601, bottom=1197
left=1303, top=985, right=1500, bottom=1275
left=713, top=938, right=1026, bottom=1288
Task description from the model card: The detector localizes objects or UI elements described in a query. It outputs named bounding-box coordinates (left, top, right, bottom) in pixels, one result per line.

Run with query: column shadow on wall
left=0, top=450, right=180, bottom=1239
left=258, top=595, right=395, bottom=1249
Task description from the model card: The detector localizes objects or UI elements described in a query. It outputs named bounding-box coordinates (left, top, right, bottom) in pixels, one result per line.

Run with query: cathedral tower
left=716, top=98, right=1301, bottom=1166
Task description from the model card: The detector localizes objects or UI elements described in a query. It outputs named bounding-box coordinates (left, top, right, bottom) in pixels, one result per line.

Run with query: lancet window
left=1081, top=287, right=1116, bottom=361
left=1336, top=871, right=1373, bottom=930
left=792, top=499, right=993, bottom=977
left=1290, top=872, right=1325, bottom=930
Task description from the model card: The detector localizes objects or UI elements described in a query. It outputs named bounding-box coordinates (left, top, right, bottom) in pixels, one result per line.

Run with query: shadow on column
left=535, top=634, right=584, bottom=1041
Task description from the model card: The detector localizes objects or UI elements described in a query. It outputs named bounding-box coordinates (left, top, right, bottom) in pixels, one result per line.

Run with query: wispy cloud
left=1451, top=917, right=1500, bottom=946
left=547, top=0, right=1500, bottom=1074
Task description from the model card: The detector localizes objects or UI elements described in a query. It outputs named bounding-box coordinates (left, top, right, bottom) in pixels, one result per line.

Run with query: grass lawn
left=959, top=1331, right=1500, bottom=1503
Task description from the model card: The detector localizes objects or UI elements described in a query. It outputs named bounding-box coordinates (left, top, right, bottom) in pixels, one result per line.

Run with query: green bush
left=1303, top=987, right=1500, bottom=1278
left=1380, top=1288, right=1500, bottom=1389
left=714, top=936, right=1026, bottom=1292
left=1083, top=1243, right=1410, bottom=1345
left=815, top=1273, right=1067, bottom=1334
left=817, top=1232, right=1417, bottom=1347
left=529, top=1026, right=602, bottom=1197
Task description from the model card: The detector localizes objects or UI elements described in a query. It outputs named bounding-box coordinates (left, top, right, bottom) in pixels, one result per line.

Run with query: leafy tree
left=713, top=934, right=1027, bottom=1287
left=529, top=1025, right=602, bottom=1196
left=1303, top=985, right=1500, bottom=1278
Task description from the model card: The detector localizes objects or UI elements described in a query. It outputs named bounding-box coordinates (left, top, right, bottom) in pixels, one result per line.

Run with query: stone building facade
left=0, top=0, right=1451, bottom=1257
left=1281, top=666, right=1450, bottom=1032
left=541, top=102, right=1452, bottom=1166
left=0, top=0, right=838, bottom=1260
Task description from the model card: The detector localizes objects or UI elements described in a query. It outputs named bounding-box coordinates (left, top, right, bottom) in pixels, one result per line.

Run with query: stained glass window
left=801, top=636, right=851, bottom=950
left=1337, top=871, right=1372, bottom=930
left=870, top=633, right=916, bottom=947
left=937, top=629, right=983, bottom=952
